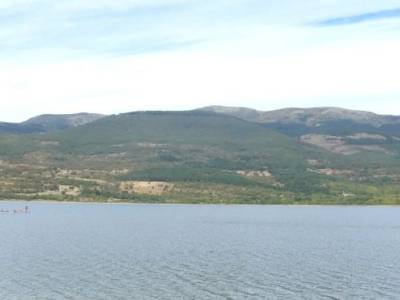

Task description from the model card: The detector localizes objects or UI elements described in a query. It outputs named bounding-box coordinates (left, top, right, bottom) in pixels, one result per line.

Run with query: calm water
left=1, top=202, right=400, bottom=299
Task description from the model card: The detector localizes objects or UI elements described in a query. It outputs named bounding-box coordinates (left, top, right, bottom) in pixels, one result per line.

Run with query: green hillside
left=0, top=113, right=105, bottom=134
left=0, top=122, right=43, bottom=134
left=23, top=113, right=105, bottom=131
left=1, top=110, right=400, bottom=204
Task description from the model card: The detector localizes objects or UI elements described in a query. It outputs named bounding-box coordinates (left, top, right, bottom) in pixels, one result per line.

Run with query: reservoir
left=1, top=202, right=400, bottom=299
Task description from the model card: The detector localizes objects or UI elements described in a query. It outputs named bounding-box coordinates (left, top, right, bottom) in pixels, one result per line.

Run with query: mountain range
left=1, top=106, right=399, bottom=204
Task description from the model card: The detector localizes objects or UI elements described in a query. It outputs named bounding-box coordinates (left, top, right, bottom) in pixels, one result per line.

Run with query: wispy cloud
left=0, top=0, right=203, bottom=58
left=313, top=7, right=400, bottom=27
left=1, top=0, right=400, bottom=121
left=0, top=0, right=283, bottom=60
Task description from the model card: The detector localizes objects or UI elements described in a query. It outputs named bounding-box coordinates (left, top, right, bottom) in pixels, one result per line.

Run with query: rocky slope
left=200, top=106, right=400, bottom=155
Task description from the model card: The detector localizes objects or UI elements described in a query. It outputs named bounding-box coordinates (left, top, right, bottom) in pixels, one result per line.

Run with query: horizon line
left=1, top=105, right=397, bottom=124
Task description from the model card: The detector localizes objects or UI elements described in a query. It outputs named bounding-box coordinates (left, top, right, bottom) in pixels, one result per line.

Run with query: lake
left=1, top=202, right=400, bottom=299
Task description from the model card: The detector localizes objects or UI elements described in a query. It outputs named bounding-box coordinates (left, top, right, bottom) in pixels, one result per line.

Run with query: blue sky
left=1, top=0, right=400, bottom=121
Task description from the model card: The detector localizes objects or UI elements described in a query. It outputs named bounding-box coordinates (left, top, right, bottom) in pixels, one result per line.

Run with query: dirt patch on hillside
left=300, top=134, right=389, bottom=155
left=120, top=181, right=174, bottom=195
left=137, top=143, right=166, bottom=148
left=38, top=185, right=81, bottom=196
left=347, top=133, right=387, bottom=140
left=0, top=181, right=15, bottom=190
left=236, top=170, right=272, bottom=178
left=308, top=168, right=353, bottom=176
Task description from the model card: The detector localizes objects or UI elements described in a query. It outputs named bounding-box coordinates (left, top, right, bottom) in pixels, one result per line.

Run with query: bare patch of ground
left=236, top=170, right=284, bottom=187
left=300, top=134, right=389, bottom=155
left=347, top=133, right=387, bottom=140
left=137, top=143, right=166, bottom=148
left=0, top=181, right=15, bottom=191
left=71, top=177, right=109, bottom=185
left=120, top=181, right=174, bottom=195
left=236, top=170, right=272, bottom=178
left=59, top=185, right=81, bottom=196
left=342, top=192, right=355, bottom=198
left=110, top=169, right=130, bottom=175
left=308, top=168, right=353, bottom=176
left=38, top=185, right=81, bottom=196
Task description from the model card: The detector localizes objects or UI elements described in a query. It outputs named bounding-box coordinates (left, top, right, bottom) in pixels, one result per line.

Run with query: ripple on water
left=1, top=203, right=400, bottom=299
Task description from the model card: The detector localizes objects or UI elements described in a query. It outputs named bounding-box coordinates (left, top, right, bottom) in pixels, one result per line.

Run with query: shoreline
left=1, top=199, right=400, bottom=207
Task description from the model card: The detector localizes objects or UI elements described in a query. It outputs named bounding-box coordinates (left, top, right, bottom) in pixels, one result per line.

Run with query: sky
left=0, top=0, right=400, bottom=122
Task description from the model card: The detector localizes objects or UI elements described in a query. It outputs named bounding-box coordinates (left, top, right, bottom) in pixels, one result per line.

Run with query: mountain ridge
left=199, top=105, right=400, bottom=126
left=0, top=113, right=106, bottom=133
left=2, top=106, right=399, bottom=129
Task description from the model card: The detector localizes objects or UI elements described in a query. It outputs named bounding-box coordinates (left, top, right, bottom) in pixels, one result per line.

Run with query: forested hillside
left=1, top=109, right=400, bottom=204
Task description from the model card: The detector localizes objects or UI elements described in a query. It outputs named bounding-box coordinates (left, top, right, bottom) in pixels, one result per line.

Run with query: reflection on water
left=1, top=202, right=400, bottom=299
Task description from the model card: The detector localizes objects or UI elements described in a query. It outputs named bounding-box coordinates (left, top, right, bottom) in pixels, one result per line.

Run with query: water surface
left=1, top=202, right=400, bottom=299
